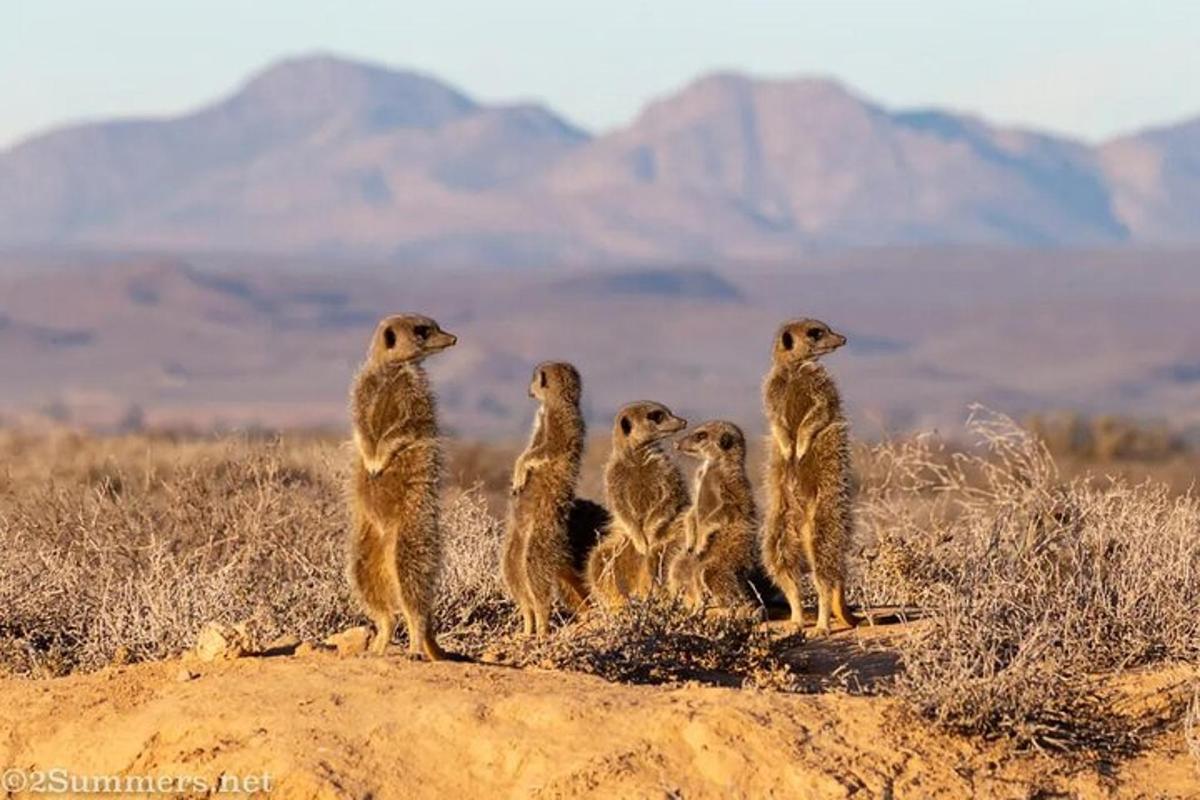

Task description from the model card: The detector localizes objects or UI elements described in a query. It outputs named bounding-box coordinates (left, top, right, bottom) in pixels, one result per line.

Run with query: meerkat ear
left=383, top=327, right=397, bottom=349
left=620, top=416, right=632, bottom=436
left=719, top=432, right=735, bottom=451
left=781, top=330, right=794, bottom=351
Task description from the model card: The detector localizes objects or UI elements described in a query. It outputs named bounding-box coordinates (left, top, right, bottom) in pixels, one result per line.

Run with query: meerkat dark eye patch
left=719, top=432, right=735, bottom=450
left=412, top=324, right=430, bottom=340
left=647, top=410, right=665, bottom=424
left=781, top=331, right=794, bottom=350
left=807, top=328, right=824, bottom=341
left=539, top=370, right=547, bottom=388
left=383, top=327, right=397, bottom=349
left=620, top=416, right=632, bottom=436
left=694, top=431, right=708, bottom=442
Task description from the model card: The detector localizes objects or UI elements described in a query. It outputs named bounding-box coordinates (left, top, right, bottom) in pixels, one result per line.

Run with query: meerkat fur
left=667, top=421, right=757, bottom=609
left=585, top=401, right=689, bottom=605
left=501, top=361, right=589, bottom=635
left=347, top=313, right=457, bottom=660
left=761, top=318, right=861, bottom=634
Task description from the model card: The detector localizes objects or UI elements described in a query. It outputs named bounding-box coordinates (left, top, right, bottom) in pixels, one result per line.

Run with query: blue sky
left=3, top=0, right=1198, bottom=148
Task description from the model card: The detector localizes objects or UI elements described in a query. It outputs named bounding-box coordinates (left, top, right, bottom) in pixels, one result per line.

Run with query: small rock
left=294, top=641, right=317, bottom=657
left=193, top=622, right=245, bottom=662
left=176, top=667, right=198, bottom=682
left=231, top=620, right=261, bottom=652
left=324, top=626, right=371, bottom=657
left=266, top=633, right=301, bottom=651
left=260, top=633, right=301, bottom=656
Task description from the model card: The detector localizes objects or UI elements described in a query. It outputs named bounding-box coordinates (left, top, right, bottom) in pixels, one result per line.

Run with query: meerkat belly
left=515, top=467, right=574, bottom=521
left=357, top=443, right=438, bottom=519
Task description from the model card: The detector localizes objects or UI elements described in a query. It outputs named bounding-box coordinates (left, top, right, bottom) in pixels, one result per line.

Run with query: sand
left=1, top=637, right=1196, bottom=799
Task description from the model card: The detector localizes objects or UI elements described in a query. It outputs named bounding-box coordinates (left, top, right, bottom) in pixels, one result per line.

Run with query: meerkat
left=761, top=318, right=861, bottom=635
left=501, top=361, right=589, bottom=636
left=585, top=401, right=689, bottom=605
left=667, top=421, right=758, bottom=609
left=347, top=313, right=457, bottom=660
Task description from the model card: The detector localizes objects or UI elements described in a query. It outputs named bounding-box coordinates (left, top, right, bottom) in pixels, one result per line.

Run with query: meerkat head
left=773, top=318, right=846, bottom=364
left=368, top=314, right=457, bottom=365
left=529, top=361, right=582, bottom=406
left=675, top=420, right=746, bottom=463
left=613, top=401, right=687, bottom=447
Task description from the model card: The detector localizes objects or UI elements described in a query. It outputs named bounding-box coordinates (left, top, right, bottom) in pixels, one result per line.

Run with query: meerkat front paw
left=363, top=454, right=386, bottom=477
left=510, top=460, right=529, bottom=494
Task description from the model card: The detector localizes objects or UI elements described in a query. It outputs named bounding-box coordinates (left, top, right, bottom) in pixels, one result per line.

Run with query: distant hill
left=1, top=54, right=1198, bottom=263
left=1100, top=117, right=1200, bottom=242
left=3, top=249, right=1199, bottom=437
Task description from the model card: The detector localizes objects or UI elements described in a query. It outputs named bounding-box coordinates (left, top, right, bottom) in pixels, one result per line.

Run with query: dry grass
left=2, top=418, right=1198, bottom=762
left=1187, top=686, right=1200, bottom=770
left=857, top=409, right=1200, bottom=754
left=0, top=430, right=512, bottom=675
left=486, top=598, right=805, bottom=692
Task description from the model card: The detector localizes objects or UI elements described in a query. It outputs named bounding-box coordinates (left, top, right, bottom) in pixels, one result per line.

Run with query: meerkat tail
left=811, top=574, right=833, bottom=634
left=831, top=581, right=861, bottom=628
left=775, top=571, right=807, bottom=625
left=557, top=568, right=589, bottom=614
left=368, top=611, right=396, bottom=654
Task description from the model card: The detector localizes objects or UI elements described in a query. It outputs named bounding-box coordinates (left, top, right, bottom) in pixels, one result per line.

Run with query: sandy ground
left=1, top=629, right=1196, bottom=800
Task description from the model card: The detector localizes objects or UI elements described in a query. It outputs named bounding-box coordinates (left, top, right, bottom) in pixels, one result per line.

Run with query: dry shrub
left=858, top=408, right=1200, bottom=754
left=1024, top=411, right=1185, bottom=463
left=1187, top=687, right=1200, bottom=770
left=0, top=433, right=509, bottom=675
left=494, top=597, right=804, bottom=692
left=432, top=485, right=513, bottom=651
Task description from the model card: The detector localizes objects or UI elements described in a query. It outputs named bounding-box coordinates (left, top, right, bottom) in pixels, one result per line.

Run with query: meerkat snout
left=774, top=318, right=847, bottom=362
left=616, top=402, right=687, bottom=443
left=675, top=421, right=743, bottom=458
left=370, top=313, right=457, bottom=365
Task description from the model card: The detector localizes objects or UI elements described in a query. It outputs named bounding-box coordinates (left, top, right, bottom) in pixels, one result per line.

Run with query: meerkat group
left=346, top=312, right=862, bottom=658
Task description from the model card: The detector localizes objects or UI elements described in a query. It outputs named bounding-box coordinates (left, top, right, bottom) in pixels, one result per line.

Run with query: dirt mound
left=0, top=643, right=1194, bottom=799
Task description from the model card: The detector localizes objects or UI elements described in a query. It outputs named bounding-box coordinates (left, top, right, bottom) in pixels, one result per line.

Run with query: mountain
left=540, top=73, right=1125, bottom=256
left=1101, top=117, right=1200, bottom=242
left=0, top=54, right=1197, bottom=263
left=0, top=55, right=590, bottom=264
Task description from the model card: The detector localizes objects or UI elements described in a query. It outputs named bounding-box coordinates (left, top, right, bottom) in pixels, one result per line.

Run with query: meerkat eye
left=807, top=328, right=824, bottom=341
left=539, top=370, right=548, bottom=388
left=781, top=331, right=794, bottom=350
left=620, top=416, right=632, bottom=436
left=647, top=410, right=665, bottom=424
left=694, top=431, right=708, bottom=442
left=719, top=432, right=735, bottom=450
left=383, top=327, right=397, bottom=349
left=412, top=324, right=431, bottom=340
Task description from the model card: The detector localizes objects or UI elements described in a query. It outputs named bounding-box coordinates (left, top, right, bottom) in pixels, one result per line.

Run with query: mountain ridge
left=1, top=53, right=1197, bottom=263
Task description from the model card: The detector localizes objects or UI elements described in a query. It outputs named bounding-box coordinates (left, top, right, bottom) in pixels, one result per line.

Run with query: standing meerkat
left=501, top=361, right=589, bottom=635
left=585, top=401, right=689, bottom=605
left=667, top=421, right=757, bottom=609
left=761, top=318, right=861, bottom=634
left=347, top=313, right=457, bottom=660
